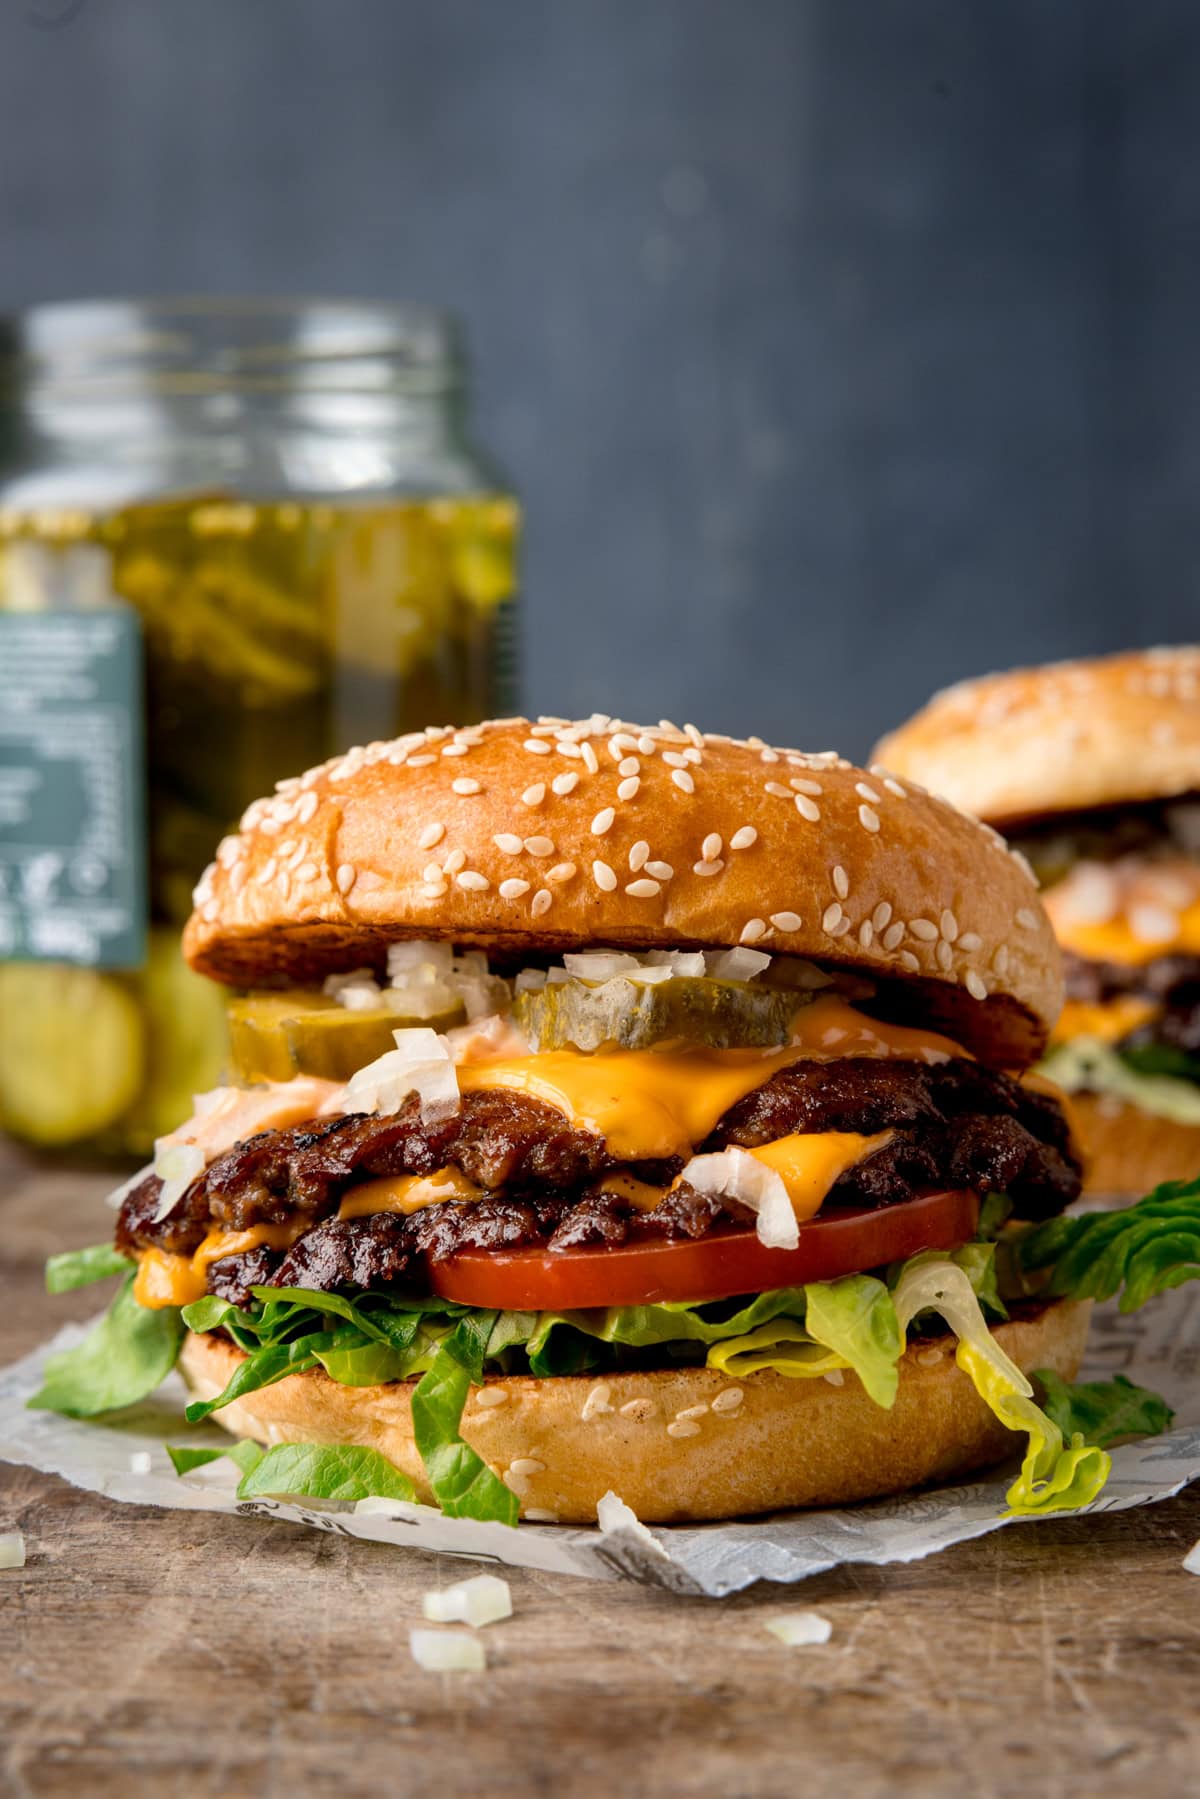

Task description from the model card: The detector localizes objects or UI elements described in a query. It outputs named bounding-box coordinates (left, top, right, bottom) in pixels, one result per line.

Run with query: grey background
left=1, top=0, right=1197, bottom=760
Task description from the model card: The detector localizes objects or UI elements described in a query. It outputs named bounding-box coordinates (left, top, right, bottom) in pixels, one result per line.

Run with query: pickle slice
left=512, top=975, right=801, bottom=1053
left=0, top=963, right=145, bottom=1146
left=226, top=990, right=465, bottom=1084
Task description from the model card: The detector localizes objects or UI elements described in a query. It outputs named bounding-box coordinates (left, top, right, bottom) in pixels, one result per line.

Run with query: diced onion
left=444, top=1013, right=531, bottom=1064
left=387, top=940, right=454, bottom=980
left=706, top=947, right=772, bottom=981
left=421, top=1574, right=512, bottom=1628
left=323, top=968, right=380, bottom=999
left=0, top=1533, right=26, bottom=1570
left=680, top=1148, right=798, bottom=1249
left=563, top=951, right=642, bottom=981
left=596, top=1490, right=667, bottom=1554
left=338, top=982, right=385, bottom=1012
left=409, top=1628, right=486, bottom=1672
left=1184, top=1539, right=1200, bottom=1576
left=129, top=1451, right=153, bottom=1476
left=151, top=1141, right=206, bottom=1223
left=765, top=1611, right=832, bottom=1646
left=343, top=1028, right=461, bottom=1123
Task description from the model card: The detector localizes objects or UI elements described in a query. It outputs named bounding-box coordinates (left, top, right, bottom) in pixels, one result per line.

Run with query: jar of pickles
left=0, top=299, right=519, bottom=1155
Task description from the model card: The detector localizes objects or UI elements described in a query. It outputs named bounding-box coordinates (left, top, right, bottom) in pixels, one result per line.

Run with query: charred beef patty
left=115, top=1058, right=1080, bottom=1303
left=1064, top=950, right=1200, bottom=1057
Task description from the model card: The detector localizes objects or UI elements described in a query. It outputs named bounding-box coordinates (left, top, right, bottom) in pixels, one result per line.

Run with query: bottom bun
left=180, top=1298, right=1091, bottom=1524
left=1073, top=1092, right=1200, bottom=1202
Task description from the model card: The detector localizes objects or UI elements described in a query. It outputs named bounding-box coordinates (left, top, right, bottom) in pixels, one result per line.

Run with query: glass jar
left=0, top=298, right=519, bottom=1156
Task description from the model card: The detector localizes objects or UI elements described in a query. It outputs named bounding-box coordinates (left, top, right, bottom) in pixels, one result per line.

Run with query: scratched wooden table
left=2, top=1140, right=1198, bottom=1798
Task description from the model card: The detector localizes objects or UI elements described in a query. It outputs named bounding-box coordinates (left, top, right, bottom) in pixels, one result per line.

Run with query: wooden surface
left=3, top=1141, right=1199, bottom=1799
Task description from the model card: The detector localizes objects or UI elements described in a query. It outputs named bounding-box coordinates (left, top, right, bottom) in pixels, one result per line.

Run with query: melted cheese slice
left=1050, top=995, right=1162, bottom=1047
left=746, top=1131, right=893, bottom=1221
left=458, top=997, right=963, bottom=1162
left=1045, top=860, right=1200, bottom=967
left=338, top=1167, right=481, bottom=1219
left=134, top=1224, right=307, bottom=1310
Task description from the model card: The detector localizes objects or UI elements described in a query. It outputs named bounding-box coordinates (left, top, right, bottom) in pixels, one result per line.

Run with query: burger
left=36, top=715, right=1188, bottom=1525
left=874, top=647, right=1200, bottom=1198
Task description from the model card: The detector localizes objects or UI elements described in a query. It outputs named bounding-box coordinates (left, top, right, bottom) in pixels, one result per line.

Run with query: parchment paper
left=3, top=1290, right=1198, bottom=1598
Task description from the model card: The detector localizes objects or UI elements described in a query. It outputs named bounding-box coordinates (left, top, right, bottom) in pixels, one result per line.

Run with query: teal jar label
left=0, top=610, right=146, bottom=967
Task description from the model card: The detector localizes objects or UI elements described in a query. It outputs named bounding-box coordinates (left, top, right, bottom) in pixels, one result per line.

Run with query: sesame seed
left=591, top=808, right=615, bottom=836
left=765, top=781, right=791, bottom=799
left=293, top=861, right=318, bottom=882
left=443, top=848, right=467, bottom=874
left=556, top=740, right=582, bottom=760
left=592, top=860, right=617, bottom=891
left=259, top=858, right=278, bottom=882
left=552, top=771, right=579, bottom=796
left=522, top=783, right=546, bottom=807
left=965, top=970, right=988, bottom=1001
left=457, top=870, right=490, bottom=892
left=499, top=877, right=530, bottom=900
left=882, top=922, right=905, bottom=951
left=940, top=909, right=958, bottom=942
left=858, top=804, right=881, bottom=833
left=771, top=911, right=802, bottom=932
left=702, top=832, right=723, bottom=861
left=741, top=918, right=768, bottom=943
left=662, top=750, right=687, bottom=769
left=883, top=777, right=907, bottom=799
left=581, top=1382, right=613, bottom=1421
left=899, top=950, right=920, bottom=972
left=936, top=940, right=953, bottom=971
left=1016, top=907, right=1038, bottom=930
left=760, top=747, right=780, bottom=763
left=676, top=1402, right=709, bottom=1420
left=671, top=768, right=695, bottom=795
left=682, top=746, right=702, bottom=765
left=909, top=917, right=938, bottom=941
left=858, top=920, right=874, bottom=948
left=451, top=777, right=481, bottom=796
left=423, top=861, right=443, bottom=883
left=795, top=795, right=821, bottom=822
left=637, top=734, right=657, bottom=755
left=684, top=723, right=704, bottom=748
left=295, top=791, right=319, bottom=825
left=493, top=833, right=523, bottom=855
left=830, top=914, right=852, bottom=938
left=710, top=1387, right=743, bottom=1413
left=474, top=1388, right=508, bottom=1409
left=422, top=882, right=447, bottom=900
left=667, top=1419, right=701, bottom=1439
left=618, top=757, right=640, bottom=777
left=832, top=865, right=849, bottom=899
left=407, top=754, right=435, bottom=768
left=523, top=738, right=552, bottom=756
left=645, top=860, right=674, bottom=881
left=620, top=1397, right=657, bottom=1420
left=531, top=888, right=552, bottom=916
left=336, top=864, right=356, bottom=894
left=509, top=1456, right=546, bottom=1477
left=790, top=777, right=822, bottom=797
left=629, top=840, right=650, bottom=871
left=524, top=836, right=554, bottom=858
left=617, top=777, right=640, bottom=801
left=822, top=903, right=844, bottom=934
left=694, top=860, right=724, bottom=876
left=855, top=781, right=881, bottom=804
left=581, top=742, right=599, bottom=774
left=418, top=822, right=445, bottom=850
left=993, top=944, right=1010, bottom=976
left=626, top=879, right=661, bottom=898
left=548, top=862, right=577, bottom=883
left=442, top=741, right=469, bottom=757
left=730, top=826, right=757, bottom=850
left=276, top=872, right=291, bottom=899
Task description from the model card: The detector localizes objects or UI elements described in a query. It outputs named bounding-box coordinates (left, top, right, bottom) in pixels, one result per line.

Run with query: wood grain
left=2, top=1140, right=1198, bottom=1798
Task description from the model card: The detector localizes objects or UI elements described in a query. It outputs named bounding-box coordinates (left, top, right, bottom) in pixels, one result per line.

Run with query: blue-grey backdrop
left=2, top=0, right=1197, bottom=758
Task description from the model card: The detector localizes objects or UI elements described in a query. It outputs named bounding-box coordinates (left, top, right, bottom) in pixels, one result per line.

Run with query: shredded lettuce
left=45, top=1243, right=132, bottom=1294
left=1041, top=1037, right=1200, bottom=1124
left=29, top=1272, right=185, bottom=1418
left=237, top=1442, right=417, bottom=1504
left=411, top=1313, right=519, bottom=1525
left=1019, top=1179, right=1200, bottom=1311
left=1035, top=1370, right=1174, bottom=1448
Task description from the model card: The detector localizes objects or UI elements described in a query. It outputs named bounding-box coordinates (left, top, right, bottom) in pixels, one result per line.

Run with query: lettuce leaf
left=1119, top=1043, right=1200, bottom=1085
left=1035, top=1370, right=1174, bottom=1448
left=1041, top=1038, right=1200, bottom=1124
left=45, top=1243, right=132, bottom=1294
left=411, top=1314, right=519, bottom=1525
left=29, top=1273, right=186, bottom=1418
left=803, top=1276, right=902, bottom=1406
left=1018, top=1180, right=1200, bottom=1311
left=167, top=1440, right=265, bottom=1478
left=236, top=1442, right=416, bottom=1504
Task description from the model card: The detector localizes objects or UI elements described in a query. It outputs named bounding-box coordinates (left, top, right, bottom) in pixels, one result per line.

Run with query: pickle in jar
left=0, top=964, right=146, bottom=1147
left=512, top=975, right=803, bottom=1054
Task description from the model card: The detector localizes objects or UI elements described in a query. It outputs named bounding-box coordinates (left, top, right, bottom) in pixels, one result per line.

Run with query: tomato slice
left=427, top=1189, right=980, bottom=1311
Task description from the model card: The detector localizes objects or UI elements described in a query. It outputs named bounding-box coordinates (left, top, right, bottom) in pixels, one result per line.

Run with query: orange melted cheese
left=134, top=1223, right=307, bottom=1310
left=337, top=1167, right=482, bottom=1219
left=1050, top=995, right=1162, bottom=1047
left=458, top=996, right=963, bottom=1162
left=1048, top=904, right=1200, bottom=967
left=746, top=1131, right=894, bottom=1221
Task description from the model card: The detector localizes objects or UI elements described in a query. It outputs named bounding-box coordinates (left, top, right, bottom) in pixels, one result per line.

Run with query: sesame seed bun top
left=183, top=714, right=1062, bottom=1067
left=873, top=646, right=1200, bottom=828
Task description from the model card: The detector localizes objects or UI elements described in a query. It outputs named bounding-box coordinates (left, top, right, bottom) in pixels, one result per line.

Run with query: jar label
left=0, top=610, right=147, bottom=967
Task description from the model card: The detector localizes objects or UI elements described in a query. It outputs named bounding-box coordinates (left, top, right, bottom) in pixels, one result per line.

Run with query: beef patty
left=115, top=1056, right=1081, bottom=1303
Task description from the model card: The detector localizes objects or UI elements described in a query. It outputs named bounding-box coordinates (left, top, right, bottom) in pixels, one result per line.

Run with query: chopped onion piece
left=337, top=982, right=384, bottom=1012
left=409, top=1628, right=486, bottom=1672
left=564, top=951, right=642, bottom=981
left=151, top=1141, right=206, bottom=1223
left=626, top=966, right=673, bottom=986
left=514, top=968, right=546, bottom=993
left=1184, top=1539, right=1200, bottom=1576
left=0, top=1533, right=25, bottom=1570
left=343, top=1028, right=461, bottom=1123
left=421, top=1574, right=513, bottom=1628
left=129, top=1451, right=153, bottom=1475
left=596, top=1490, right=668, bottom=1554
left=680, top=1148, right=798, bottom=1249
left=444, top=1013, right=531, bottom=1064
left=105, top=1161, right=155, bottom=1211
left=382, top=980, right=460, bottom=1019
left=323, top=968, right=379, bottom=998
left=706, top=947, right=772, bottom=981
left=765, top=1611, right=832, bottom=1647
left=387, top=940, right=454, bottom=980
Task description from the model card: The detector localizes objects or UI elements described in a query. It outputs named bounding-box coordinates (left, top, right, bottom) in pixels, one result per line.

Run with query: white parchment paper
left=3, top=1290, right=1198, bottom=1598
